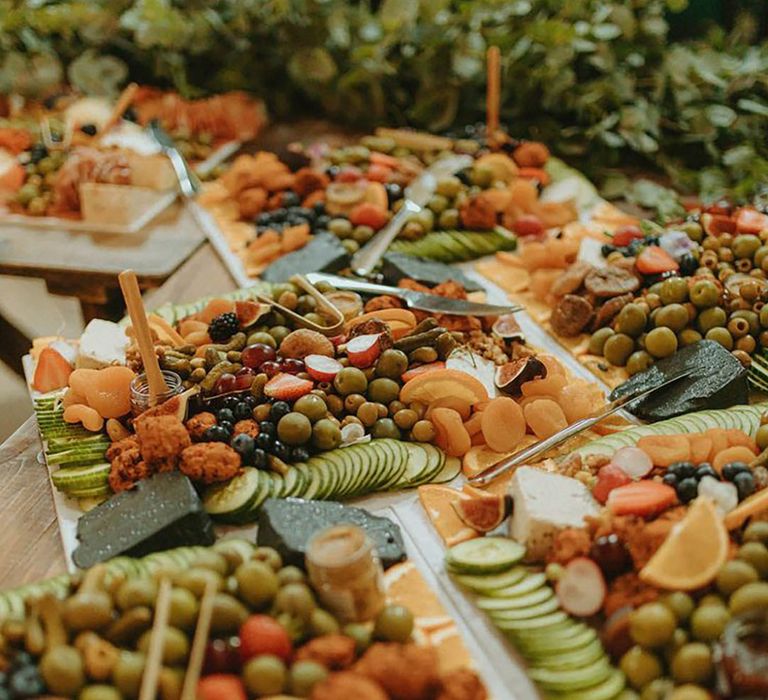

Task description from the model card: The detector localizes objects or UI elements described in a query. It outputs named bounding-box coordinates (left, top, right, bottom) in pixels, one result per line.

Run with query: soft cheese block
left=76, top=319, right=129, bottom=369
left=509, top=466, right=599, bottom=562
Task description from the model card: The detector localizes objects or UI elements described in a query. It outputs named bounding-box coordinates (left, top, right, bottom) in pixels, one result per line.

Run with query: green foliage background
left=1, top=0, right=768, bottom=200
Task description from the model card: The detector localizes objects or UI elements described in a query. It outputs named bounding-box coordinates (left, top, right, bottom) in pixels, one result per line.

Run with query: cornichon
left=201, top=361, right=240, bottom=392
left=394, top=327, right=446, bottom=353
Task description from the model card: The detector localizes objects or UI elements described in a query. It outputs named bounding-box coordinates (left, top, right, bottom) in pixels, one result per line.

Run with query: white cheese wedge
left=509, top=466, right=599, bottom=562
left=76, top=319, right=129, bottom=370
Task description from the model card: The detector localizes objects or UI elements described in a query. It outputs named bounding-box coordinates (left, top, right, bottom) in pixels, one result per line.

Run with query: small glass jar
left=130, top=370, right=183, bottom=415
left=716, top=610, right=768, bottom=697
left=306, top=524, right=385, bottom=624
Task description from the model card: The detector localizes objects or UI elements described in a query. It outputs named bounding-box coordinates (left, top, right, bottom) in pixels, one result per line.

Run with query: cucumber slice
left=431, top=455, right=461, bottom=484
left=453, top=566, right=528, bottom=592
left=280, top=467, right=302, bottom=497
left=202, top=467, right=262, bottom=516
left=486, top=572, right=548, bottom=598
left=51, top=463, right=110, bottom=492
left=408, top=443, right=445, bottom=487
left=527, top=638, right=605, bottom=669
left=302, top=463, right=324, bottom=500
left=514, top=620, right=587, bottom=646
left=487, top=596, right=559, bottom=621
left=477, top=585, right=552, bottom=610
left=446, top=537, right=526, bottom=574
left=495, top=610, right=568, bottom=632
left=528, top=657, right=612, bottom=692
left=542, top=669, right=626, bottom=700
left=397, top=443, right=430, bottom=487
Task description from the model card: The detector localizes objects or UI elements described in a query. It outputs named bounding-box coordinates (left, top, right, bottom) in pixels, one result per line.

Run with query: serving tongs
left=148, top=120, right=201, bottom=198
left=469, top=370, right=693, bottom=486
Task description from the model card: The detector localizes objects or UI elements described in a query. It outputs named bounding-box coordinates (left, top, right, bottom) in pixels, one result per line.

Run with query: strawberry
left=32, top=347, right=73, bottom=393
left=607, top=481, right=678, bottom=517
left=263, top=372, right=314, bottom=401
left=701, top=212, right=737, bottom=236
left=349, top=202, right=389, bottom=230
left=612, top=225, right=644, bottom=247
left=735, top=208, right=768, bottom=235
left=635, top=245, right=679, bottom=275
left=365, top=163, right=393, bottom=183
left=346, top=333, right=382, bottom=368
left=336, top=166, right=363, bottom=183
left=593, top=464, right=632, bottom=504
left=511, top=214, right=545, bottom=238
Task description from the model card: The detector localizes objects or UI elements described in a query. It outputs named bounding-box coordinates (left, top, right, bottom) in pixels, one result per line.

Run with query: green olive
left=116, top=579, right=158, bottom=611
left=733, top=234, right=762, bottom=259
left=670, top=643, right=713, bottom=685
left=698, top=594, right=726, bottom=608
left=253, top=546, right=283, bottom=571
left=744, top=520, right=768, bottom=544
left=620, top=646, right=663, bottom=690
left=333, top=367, right=368, bottom=395
left=343, top=623, right=372, bottom=653
left=439, top=208, right=461, bottom=229
left=367, top=378, right=401, bottom=404
left=275, top=583, right=317, bottom=622
left=411, top=420, right=436, bottom=442
left=436, top=176, right=463, bottom=198
left=654, top=303, right=689, bottom=332
left=738, top=541, right=768, bottom=577
left=374, top=604, right=414, bottom=642
left=679, top=221, right=703, bottom=242
left=209, top=593, right=249, bottom=634
left=40, top=645, right=85, bottom=696
left=277, top=566, right=306, bottom=586
left=645, top=327, right=678, bottom=359
left=697, top=306, right=727, bottom=333
left=289, top=660, right=328, bottom=697
left=393, top=408, right=419, bottom=430
left=678, top=328, right=703, bottom=347
left=705, top=326, right=733, bottom=350
left=629, top=602, right=677, bottom=648
left=112, top=651, right=146, bottom=699
left=755, top=245, right=768, bottom=268
left=729, top=581, right=768, bottom=615
left=689, top=279, right=720, bottom=308
left=293, top=394, right=327, bottom=423
left=588, top=327, right=615, bottom=355
left=353, top=225, right=375, bottom=244
left=243, top=655, right=286, bottom=697
left=732, top=309, right=760, bottom=335
left=661, top=592, right=694, bottom=623
left=375, top=349, right=409, bottom=379
left=626, top=350, right=654, bottom=376
left=137, top=626, right=189, bottom=666
left=328, top=218, right=353, bottom=238
left=690, top=603, right=730, bottom=642
left=760, top=304, right=768, bottom=329
left=312, top=419, right=342, bottom=451
left=278, top=412, right=313, bottom=445
left=617, top=304, right=648, bottom=337
left=603, top=333, right=636, bottom=367
left=236, top=560, right=279, bottom=608
left=175, top=569, right=223, bottom=598
left=640, top=678, right=675, bottom=700
left=716, top=559, right=759, bottom=596
left=668, top=685, right=711, bottom=700
left=79, top=685, right=123, bottom=700
left=371, top=418, right=401, bottom=440
left=309, top=608, right=340, bottom=637
left=357, top=401, right=381, bottom=427
left=168, top=587, right=199, bottom=629
left=659, top=277, right=689, bottom=305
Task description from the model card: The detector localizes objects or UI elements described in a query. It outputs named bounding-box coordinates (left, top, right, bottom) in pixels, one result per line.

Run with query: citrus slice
left=418, top=484, right=479, bottom=547
left=384, top=561, right=451, bottom=632
left=428, top=626, right=473, bottom=674
left=639, top=496, right=728, bottom=591
left=399, top=368, right=488, bottom=406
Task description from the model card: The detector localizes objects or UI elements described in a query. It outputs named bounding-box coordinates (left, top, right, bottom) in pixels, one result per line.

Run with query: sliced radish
left=304, top=354, right=343, bottom=382
left=556, top=557, right=607, bottom=617
left=611, top=446, right=653, bottom=479
left=345, top=333, right=382, bottom=368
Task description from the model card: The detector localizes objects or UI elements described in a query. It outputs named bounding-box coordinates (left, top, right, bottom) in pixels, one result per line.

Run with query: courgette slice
left=446, top=537, right=526, bottom=575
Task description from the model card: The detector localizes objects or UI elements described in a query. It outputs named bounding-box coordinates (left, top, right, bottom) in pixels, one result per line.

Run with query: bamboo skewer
left=486, top=46, right=501, bottom=144
left=118, top=269, right=169, bottom=406
left=180, top=579, right=218, bottom=700
left=138, top=577, right=172, bottom=700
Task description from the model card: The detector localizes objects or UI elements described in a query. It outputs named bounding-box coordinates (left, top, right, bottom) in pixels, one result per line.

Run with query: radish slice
left=345, top=333, right=382, bottom=368
left=556, top=557, right=606, bottom=617
left=611, top=446, right=653, bottom=479
left=304, top=354, right=343, bottom=382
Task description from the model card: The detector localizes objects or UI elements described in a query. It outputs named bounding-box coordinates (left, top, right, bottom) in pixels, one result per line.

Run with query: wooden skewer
left=486, top=46, right=501, bottom=143
left=103, top=82, right=139, bottom=134
left=180, top=578, right=218, bottom=700
left=138, top=576, right=172, bottom=700
left=118, top=269, right=169, bottom=406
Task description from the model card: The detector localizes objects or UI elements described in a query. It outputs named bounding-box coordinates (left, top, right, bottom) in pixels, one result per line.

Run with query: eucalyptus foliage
left=1, top=0, right=767, bottom=200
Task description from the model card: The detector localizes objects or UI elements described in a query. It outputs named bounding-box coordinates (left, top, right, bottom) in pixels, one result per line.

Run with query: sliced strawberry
left=336, top=166, right=363, bottom=183
left=635, top=245, right=679, bottom=275
left=735, top=208, right=768, bottom=235
left=612, top=225, right=644, bottom=247
left=401, top=361, right=446, bottom=383
left=305, top=354, right=343, bottom=382
left=346, top=333, right=382, bottom=368
left=593, top=464, right=632, bottom=504
left=701, top=212, right=737, bottom=236
left=556, top=557, right=606, bottom=617
left=365, top=163, right=393, bottom=183
left=32, top=346, right=73, bottom=393
left=511, top=214, right=545, bottom=238
left=263, top=372, right=314, bottom=401
left=349, top=202, right=389, bottom=230
left=607, top=480, right=678, bottom=517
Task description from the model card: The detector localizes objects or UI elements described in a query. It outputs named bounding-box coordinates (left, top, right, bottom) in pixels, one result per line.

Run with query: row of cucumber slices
left=203, top=439, right=460, bottom=524
left=388, top=228, right=516, bottom=263
left=447, top=538, right=626, bottom=700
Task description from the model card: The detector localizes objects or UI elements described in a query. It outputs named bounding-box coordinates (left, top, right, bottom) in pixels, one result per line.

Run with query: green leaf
left=705, top=104, right=737, bottom=128
left=737, top=98, right=768, bottom=117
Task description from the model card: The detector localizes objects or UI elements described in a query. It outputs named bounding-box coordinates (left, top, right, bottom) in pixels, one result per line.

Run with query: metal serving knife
left=305, top=272, right=522, bottom=316
left=351, top=153, right=474, bottom=277
left=148, top=120, right=201, bottom=198
left=469, top=370, right=693, bottom=485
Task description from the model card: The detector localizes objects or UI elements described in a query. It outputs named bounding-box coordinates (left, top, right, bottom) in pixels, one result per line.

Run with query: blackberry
left=208, top=312, right=239, bottom=342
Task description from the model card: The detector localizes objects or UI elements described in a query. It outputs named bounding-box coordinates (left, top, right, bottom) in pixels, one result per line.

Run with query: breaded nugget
left=186, top=412, right=216, bottom=441
left=233, top=419, right=259, bottom=439
left=355, top=643, right=441, bottom=700
left=109, top=446, right=151, bottom=493
left=106, top=436, right=139, bottom=462
left=179, top=442, right=241, bottom=484
left=295, top=634, right=356, bottom=670
left=135, top=414, right=191, bottom=469
left=436, top=669, right=487, bottom=700
left=310, top=672, right=388, bottom=700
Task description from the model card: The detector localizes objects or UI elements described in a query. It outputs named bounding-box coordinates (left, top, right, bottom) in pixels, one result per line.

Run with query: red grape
left=241, top=343, right=277, bottom=369
left=589, top=534, right=630, bottom=579
left=215, top=373, right=237, bottom=394
left=234, top=368, right=254, bottom=390
left=280, top=358, right=305, bottom=374
left=203, top=637, right=242, bottom=674
left=260, top=361, right=281, bottom=378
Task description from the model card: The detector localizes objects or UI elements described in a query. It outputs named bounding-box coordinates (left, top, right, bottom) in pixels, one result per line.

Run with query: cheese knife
left=305, top=272, right=523, bottom=316
left=148, top=120, right=201, bottom=198
left=469, top=370, right=693, bottom=485
left=351, top=153, right=474, bottom=277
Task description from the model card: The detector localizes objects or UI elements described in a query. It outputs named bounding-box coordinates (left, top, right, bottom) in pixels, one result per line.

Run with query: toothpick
left=138, top=576, right=172, bottom=700
left=486, top=46, right=501, bottom=144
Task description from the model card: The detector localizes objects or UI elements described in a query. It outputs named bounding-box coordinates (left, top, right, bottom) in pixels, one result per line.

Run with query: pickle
left=436, top=332, right=459, bottom=359
left=408, top=346, right=439, bottom=364
left=393, top=328, right=445, bottom=353
left=201, top=361, right=238, bottom=393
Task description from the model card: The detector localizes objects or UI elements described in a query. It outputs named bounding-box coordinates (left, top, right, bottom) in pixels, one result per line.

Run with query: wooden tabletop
left=0, top=243, right=236, bottom=590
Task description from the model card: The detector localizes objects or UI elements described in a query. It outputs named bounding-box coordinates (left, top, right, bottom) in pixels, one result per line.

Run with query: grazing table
left=0, top=243, right=235, bottom=589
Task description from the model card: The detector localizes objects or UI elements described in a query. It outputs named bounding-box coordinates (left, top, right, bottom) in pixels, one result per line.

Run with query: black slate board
left=609, top=340, right=749, bottom=421
left=73, top=472, right=215, bottom=568
left=261, top=232, right=351, bottom=283
left=381, top=253, right=483, bottom=292
left=257, top=498, right=406, bottom=570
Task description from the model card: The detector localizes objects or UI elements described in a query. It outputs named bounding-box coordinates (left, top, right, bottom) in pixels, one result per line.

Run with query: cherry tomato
left=366, top=163, right=392, bottom=182
left=336, top=166, right=363, bottom=183
left=511, top=214, right=545, bottom=238
left=612, top=225, right=644, bottom=247
left=349, top=202, right=389, bottom=230
left=198, top=674, right=247, bottom=700
left=239, top=615, right=293, bottom=662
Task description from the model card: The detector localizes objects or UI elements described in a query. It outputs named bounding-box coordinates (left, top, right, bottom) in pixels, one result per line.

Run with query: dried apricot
left=63, top=404, right=104, bottom=432
left=688, top=435, right=713, bottom=465
left=636, top=434, right=691, bottom=467
left=399, top=369, right=488, bottom=406
left=480, top=397, right=526, bottom=452
left=705, top=428, right=730, bottom=462
left=520, top=374, right=568, bottom=398
left=537, top=354, right=566, bottom=377
left=431, top=407, right=472, bottom=457
left=62, top=387, right=87, bottom=409
left=557, top=382, right=603, bottom=423
left=523, top=399, right=567, bottom=440
left=724, top=429, right=758, bottom=453
left=194, top=298, right=236, bottom=324
left=462, top=412, right=484, bottom=437
left=427, top=396, right=472, bottom=421
left=84, top=366, right=135, bottom=419
left=713, top=446, right=758, bottom=474
left=68, top=368, right=99, bottom=396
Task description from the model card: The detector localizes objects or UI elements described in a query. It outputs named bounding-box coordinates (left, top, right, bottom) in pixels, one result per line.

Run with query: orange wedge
left=417, top=484, right=479, bottom=547
left=400, top=368, right=488, bottom=406
left=384, top=562, right=452, bottom=632
left=639, top=497, right=728, bottom=591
